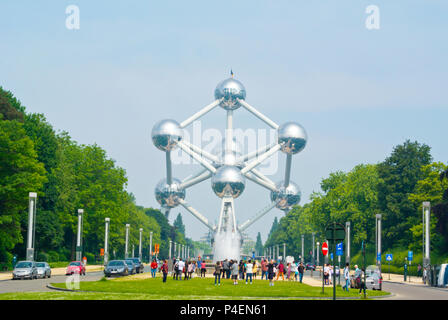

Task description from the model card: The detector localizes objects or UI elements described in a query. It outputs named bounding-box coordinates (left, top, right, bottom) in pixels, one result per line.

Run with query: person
left=190, top=261, right=196, bottom=279
left=253, top=261, right=258, bottom=279
left=286, top=263, right=292, bottom=280
left=173, top=259, right=179, bottom=280
left=359, top=268, right=366, bottom=294
left=197, top=258, right=202, bottom=276
left=417, top=264, right=422, bottom=277
left=150, top=259, right=158, bottom=278
left=177, top=258, right=185, bottom=280
left=323, top=264, right=329, bottom=285
left=231, top=259, right=239, bottom=285
left=214, top=261, right=222, bottom=286
left=291, top=261, right=298, bottom=281
left=239, top=260, right=245, bottom=280
left=201, top=261, right=206, bottom=277
left=246, top=259, right=254, bottom=284
left=276, top=261, right=285, bottom=281
left=267, top=259, right=275, bottom=286
left=342, top=263, right=350, bottom=292
left=161, top=259, right=169, bottom=283
left=261, top=259, right=268, bottom=280
left=187, top=261, right=194, bottom=280
left=298, top=262, right=305, bottom=283
left=354, top=265, right=361, bottom=288
left=329, top=264, right=333, bottom=285
left=423, top=267, right=427, bottom=285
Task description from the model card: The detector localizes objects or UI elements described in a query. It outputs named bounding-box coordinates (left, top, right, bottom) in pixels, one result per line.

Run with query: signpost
left=321, top=242, right=328, bottom=294
left=336, top=243, right=343, bottom=285
left=408, top=251, right=413, bottom=282
left=386, top=254, right=393, bottom=280
left=325, top=222, right=346, bottom=301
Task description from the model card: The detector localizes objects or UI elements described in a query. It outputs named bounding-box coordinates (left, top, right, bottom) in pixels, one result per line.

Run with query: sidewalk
left=382, top=273, right=427, bottom=286
left=0, top=265, right=104, bottom=281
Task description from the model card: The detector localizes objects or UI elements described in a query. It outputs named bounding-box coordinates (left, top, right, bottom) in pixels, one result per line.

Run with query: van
left=437, top=264, right=448, bottom=287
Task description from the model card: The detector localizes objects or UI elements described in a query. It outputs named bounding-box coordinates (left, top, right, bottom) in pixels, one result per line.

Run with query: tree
left=173, top=213, right=185, bottom=236
left=255, top=232, right=263, bottom=256
left=377, top=140, right=432, bottom=249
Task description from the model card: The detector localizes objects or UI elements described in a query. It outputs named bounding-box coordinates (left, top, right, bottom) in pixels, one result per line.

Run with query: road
left=382, top=281, right=448, bottom=300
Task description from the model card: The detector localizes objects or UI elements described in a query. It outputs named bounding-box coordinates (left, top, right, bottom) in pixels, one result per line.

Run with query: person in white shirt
left=245, top=260, right=254, bottom=284
left=177, top=259, right=185, bottom=281
left=343, top=263, right=350, bottom=292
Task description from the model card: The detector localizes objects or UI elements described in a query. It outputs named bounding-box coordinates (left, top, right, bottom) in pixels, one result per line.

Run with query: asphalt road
left=382, top=281, right=448, bottom=300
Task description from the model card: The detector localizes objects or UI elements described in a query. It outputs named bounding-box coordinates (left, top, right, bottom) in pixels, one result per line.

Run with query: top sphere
left=151, top=119, right=182, bottom=151
left=278, top=122, right=307, bottom=154
left=214, top=78, right=246, bottom=110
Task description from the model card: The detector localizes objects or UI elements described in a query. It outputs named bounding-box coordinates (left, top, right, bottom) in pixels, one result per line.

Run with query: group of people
left=212, top=259, right=306, bottom=286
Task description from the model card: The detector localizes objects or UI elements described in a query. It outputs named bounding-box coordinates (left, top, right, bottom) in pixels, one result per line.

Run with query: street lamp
left=149, top=231, right=153, bottom=262
left=423, top=202, right=431, bottom=268
left=125, top=224, right=130, bottom=259
left=26, top=192, right=37, bottom=261
left=346, top=221, right=351, bottom=264
left=139, top=228, right=143, bottom=259
left=104, top=218, right=110, bottom=265
left=301, top=235, right=305, bottom=263
left=76, top=209, right=84, bottom=261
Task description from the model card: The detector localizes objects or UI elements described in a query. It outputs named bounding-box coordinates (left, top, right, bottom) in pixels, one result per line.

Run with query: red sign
left=321, top=242, right=328, bottom=256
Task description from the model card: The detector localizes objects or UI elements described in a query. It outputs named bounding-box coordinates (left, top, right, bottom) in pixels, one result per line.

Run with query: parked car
left=366, top=273, right=382, bottom=290
left=12, top=261, right=38, bottom=280
left=125, top=259, right=136, bottom=275
left=437, top=264, right=448, bottom=287
left=129, top=258, right=144, bottom=273
left=104, top=260, right=129, bottom=277
left=66, top=261, right=86, bottom=276
left=35, top=262, right=51, bottom=278
left=305, top=262, right=316, bottom=271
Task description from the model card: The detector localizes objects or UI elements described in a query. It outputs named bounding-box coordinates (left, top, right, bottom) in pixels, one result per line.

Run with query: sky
left=0, top=1, right=447, bottom=243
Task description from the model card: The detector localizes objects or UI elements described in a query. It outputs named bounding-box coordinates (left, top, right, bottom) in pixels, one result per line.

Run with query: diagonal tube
left=241, top=144, right=282, bottom=174
left=179, top=100, right=221, bottom=128
left=178, top=199, right=215, bottom=231
left=179, top=170, right=212, bottom=189
left=238, top=201, right=278, bottom=232
left=178, top=141, right=217, bottom=173
left=238, top=99, right=279, bottom=129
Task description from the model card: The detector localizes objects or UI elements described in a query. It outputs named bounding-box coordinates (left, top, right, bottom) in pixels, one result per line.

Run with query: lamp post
left=76, top=209, right=84, bottom=261
left=169, top=240, right=172, bottom=260
left=104, top=218, right=110, bottom=266
left=376, top=214, right=382, bottom=273
left=26, top=192, right=37, bottom=261
left=283, top=243, right=286, bottom=260
left=139, top=228, right=143, bottom=259
left=312, top=232, right=315, bottom=264
left=301, top=235, right=305, bottom=263
left=125, top=224, right=130, bottom=259
left=149, top=231, right=153, bottom=262
left=346, top=221, right=351, bottom=264
left=423, top=202, right=431, bottom=284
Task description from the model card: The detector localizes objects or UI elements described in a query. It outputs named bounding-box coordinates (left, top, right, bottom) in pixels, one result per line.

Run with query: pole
left=169, top=240, right=172, bottom=260
left=333, top=222, right=336, bottom=301
left=104, top=218, right=110, bottom=266
left=125, top=224, right=130, bottom=259
left=377, top=214, right=382, bottom=273
left=26, top=193, right=37, bottom=261
left=363, top=241, right=366, bottom=299
left=149, top=231, right=153, bottom=262
left=139, top=228, right=143, bottom=259
left=312, top=232, right=315, bottom=264
left=346, top=222, right=351, bottom=264
left=301, top=235, right=304, bottom=263
left=76, top=209, right=84, bottom=261
left=283, top=243, right=286, bottom=260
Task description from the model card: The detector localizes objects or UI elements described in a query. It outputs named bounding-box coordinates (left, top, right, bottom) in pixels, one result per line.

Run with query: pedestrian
left=417, top=264, right=422, bottom=277
left=323, top=264, right=329, bottom=285
left=267, top=259, right=275, bottom=286
left=342, top=263, right=350, bottom=292
left=177, top=258, right=185, bottom=281
left=161, top=259, right=169, bottom=283
left=214, top=261, right=222, bottom=286
left=261, top=259, right=268, bottom=280
left=359, top=268, right=366, bottom=295
left=286, top=262, right=292, bottom=280
left=253, top=260, right=258, bottom=279
left=187, top=261, right=194, bottom=280
left=291, top=261, right=298, bottom=281
left=197, top=258, right=202, bottom=276
left=329, top=264, right=333, bottom=285
left=173, top=259, right=179, bottom=280
left=183, top=261, right=188, bottom=280
left=201, top=260, right=206, bottom=277
left=354, top=265, right=361, bottom=289
left=298, top=262, right=305, bottom=283
left=231, top=259, right=239, bottom=285
left=276, top=261, right=285, bottom=281
left=423, top=267, right=427, bottom=285
left=246, top=259, right=254, bottom=284
left=150, top=259, right=158, bottom=278
left=239, top=260, right=245, bottom=280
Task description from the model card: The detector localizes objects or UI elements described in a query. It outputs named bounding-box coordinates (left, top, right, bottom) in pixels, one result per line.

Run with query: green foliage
left=173, top=213, right=186, bottom=236
left=255, top=232, right=263, bottom=256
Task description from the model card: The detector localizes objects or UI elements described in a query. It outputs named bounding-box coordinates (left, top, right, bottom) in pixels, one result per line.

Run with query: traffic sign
left=325, top=222, right=345, bottom=243
left=377, top=252, right=381, bottom=261
left=322, top=242, right=328, bottom=256
left=330, top=253, right=334, bottom=260
left=100, top=248, right=104, bottom=256
left=336, top=243, right=343, bottom=256
left=408, top=251, right=413, bottom=262
left=386, top=254, right=393, bottom=262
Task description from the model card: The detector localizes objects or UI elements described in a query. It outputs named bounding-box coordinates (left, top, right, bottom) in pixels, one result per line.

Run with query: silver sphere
left=155, top=178, right=186, bottom=208
left=151, top=119, right=182, bottom=151
left=212, top=138, right=243, bottom=167
left=211, top=166, right=246, bottom=198
left=270, top=180, right=301, bottom=210
left=278, top=122, right=307, bottom=154
left=214, top=78, right=246, bottom=110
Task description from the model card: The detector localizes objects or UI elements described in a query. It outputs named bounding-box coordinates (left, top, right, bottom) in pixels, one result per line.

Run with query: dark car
left=129, top=258, right=144, bottom=273
left=305, top=262, right=316, bottom=271
left=125, top=259, right=136, bottom=275
left=104, top=260, right=129, bottom=277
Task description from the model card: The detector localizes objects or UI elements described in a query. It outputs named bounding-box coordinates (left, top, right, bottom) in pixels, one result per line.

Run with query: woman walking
left=267, top=259, right=275, bottom=286
left=231, top=259, right=239, bottom=285
left=201, top=261, right=206, bottom=277
left=161, top=260, right=168, bottom=283
left=214, top=261, right=222, bottom=286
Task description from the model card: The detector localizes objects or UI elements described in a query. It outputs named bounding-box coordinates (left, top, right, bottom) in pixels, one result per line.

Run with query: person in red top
left=261, top=259, right=268, bottom=280
left=161, top=260, right=168, bottom=283
left=276, top=261, right=285, bottom=281
left=150, top=259, right=158, bottom=278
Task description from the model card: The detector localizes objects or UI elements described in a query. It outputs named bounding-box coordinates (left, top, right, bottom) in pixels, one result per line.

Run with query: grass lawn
left=0, top=276, right=390, bottom=300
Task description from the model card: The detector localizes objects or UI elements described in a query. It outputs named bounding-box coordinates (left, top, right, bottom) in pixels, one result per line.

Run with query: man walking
left=161, top=260, right=168, bottom=283
left=177, top=258, right=185, bottom=281
left=276, top=261, right=285, bottom=281
left=298, top=262, right=305, bottom=283
left=261, top=259, right=268, bottom=280
left=246, top=259, right=254, bottom=284
left=342, top=263, right=350, bottom=292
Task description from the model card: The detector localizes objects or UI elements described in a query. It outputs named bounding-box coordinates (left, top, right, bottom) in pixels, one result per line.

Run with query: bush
left=47, top=251, right=60, bottom=262
left=36, top=252, right=49, bottom=262
left=84, top=252, right=95, bottom=264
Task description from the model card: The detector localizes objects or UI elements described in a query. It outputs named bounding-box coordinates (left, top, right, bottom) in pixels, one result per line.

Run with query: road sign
left=386, top=254, right=393, bottom=262
left=322, top=242, right=328, bottom=256
left=100, top=248, right=104, bottom=256
left=377, top=252, right=381, bottom=261
left=330, top=253, right=334, bottom=260
left=155, top=243, right=160, bottom=254
left=408, top=251, right=413, bottom=262
left=336, top=243, right=343, bottom=256
left=325, top=223, right=345, bottom=242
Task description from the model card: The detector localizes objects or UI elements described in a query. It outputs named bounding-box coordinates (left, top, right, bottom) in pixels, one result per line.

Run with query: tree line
left=264, top=140, right=448, bottom=266
left=0, top=87, right=209, bottom=269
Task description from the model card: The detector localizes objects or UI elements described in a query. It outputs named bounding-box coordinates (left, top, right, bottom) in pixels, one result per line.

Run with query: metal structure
left=124, top=224, right=130, bottom=259
left=376, top=214, right=382, bottom=272
left=151, top=74, right=307, bottom=261
left=76, top=209, right=84, bottom=261
left=422, top=202, right=431, bottom=269
left=26, top=192, right=37, bottom=261
left=104, top=218, right=110, bottom=265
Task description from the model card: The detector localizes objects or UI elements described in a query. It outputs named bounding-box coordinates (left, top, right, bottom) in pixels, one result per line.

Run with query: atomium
left=151, top=119, right=182, bottom=151
left=278, top=122, right=307, bottom=154
left=155, top=178, right=185, bottom=208
left=151, top=72, right=308, bottom=261
left=270, top=181, right=301, bottom=211
left=211, top=165, right=246, bottom=199
left=214, top=78, right=246, bottom=110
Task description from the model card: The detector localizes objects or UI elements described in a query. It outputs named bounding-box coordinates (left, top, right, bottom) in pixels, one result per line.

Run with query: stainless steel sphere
left=277, top=122, right=307, bottom=154
left=214, top=78, right=246, bottom=110
left=155, top=178, right=186, bottom=208
left=270, top=180, right=301, bottom=210
left=211, top=165, right=246, bottom=198
left=151, top=119, right=182, bottom=151
left=212, top=138, right=243, bottom=167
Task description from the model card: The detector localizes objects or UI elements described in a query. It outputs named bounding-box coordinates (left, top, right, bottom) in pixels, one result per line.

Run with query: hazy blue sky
left=1, top=1, right=446, bottom=242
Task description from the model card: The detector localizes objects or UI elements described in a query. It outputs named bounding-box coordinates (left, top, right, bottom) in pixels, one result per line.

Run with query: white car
left=35, top=262, right=51, bottom=278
